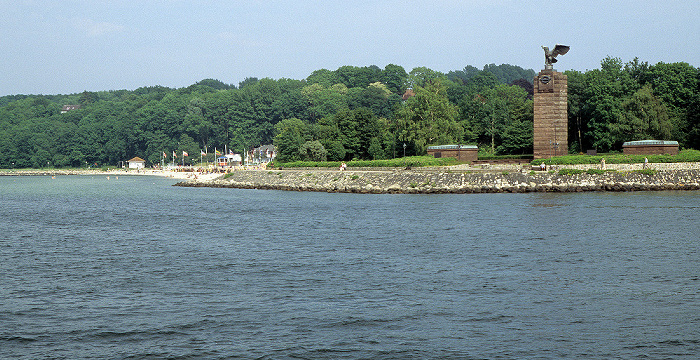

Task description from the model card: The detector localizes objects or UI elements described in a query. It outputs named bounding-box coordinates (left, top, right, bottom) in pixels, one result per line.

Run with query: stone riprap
left=174, top=168, right=700, bottom=194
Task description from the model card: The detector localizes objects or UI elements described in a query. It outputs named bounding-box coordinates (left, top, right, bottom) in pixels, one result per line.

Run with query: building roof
left=402, top=89, right=415, bottom=100
left=622, top=140, right=679, bottom=146
left=61, top=104, right=81, bottom=112
left=427, top=145, right=478, bottom=150
left=128, top=157, right=146, bottom=162
left=253, top=144, right=275, bottom=152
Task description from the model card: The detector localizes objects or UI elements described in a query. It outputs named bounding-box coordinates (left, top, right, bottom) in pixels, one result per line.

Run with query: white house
left=127, top=157, right=146, bottom=169
left=60, top=104, right=81, bottom=113
left=217, top=153, right=242, bottom=167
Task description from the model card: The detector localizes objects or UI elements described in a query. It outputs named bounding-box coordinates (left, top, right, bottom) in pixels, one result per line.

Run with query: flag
left=183, top=151, right=189, bottom=157
left=229, top=149, right=234, bottom=155
left=201, top=150, right=206, bottom=156
left=163, top=152, right=167, bottom=158
left=215, top=149, right=221, bottom=155
left=173, top=151, right=177, bottom=158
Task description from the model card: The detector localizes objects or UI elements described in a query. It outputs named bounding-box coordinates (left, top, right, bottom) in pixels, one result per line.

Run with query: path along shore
left=0, top=168, right=223, bottom=181
left=173, top=162, right=700, bottom=194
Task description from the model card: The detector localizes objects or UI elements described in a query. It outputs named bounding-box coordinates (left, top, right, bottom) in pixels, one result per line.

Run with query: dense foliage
left=567, top=58, right=700, bottom=153
left=0, top=59, right=697, bottom=169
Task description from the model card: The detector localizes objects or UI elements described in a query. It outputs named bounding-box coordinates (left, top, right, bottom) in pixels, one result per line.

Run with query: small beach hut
left=127, top=157, right=146, bottom=169
left=217, top=154, right=242, bottom=167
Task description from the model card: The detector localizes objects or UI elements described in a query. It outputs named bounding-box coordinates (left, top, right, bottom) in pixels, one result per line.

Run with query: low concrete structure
left=622, top=140, right=679, bottom=155
left=426, top=145, right=478, bottom=163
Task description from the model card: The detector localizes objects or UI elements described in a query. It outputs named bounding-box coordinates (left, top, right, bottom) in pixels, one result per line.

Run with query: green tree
left=299, top=140, right=328, bottom=161
left=469, top=84, right=532, bottom=154
left=301, top=83, right=349, bottom=122
left=393, top=81, right=462, bottom=155
left=611, top=84, right=672, bottom=142
left=482, top=64, right=536, bottom=85
left=323, top=140, right=346, bottom=161
left=575, top=57, right=639, bottom=152
left=382, top=64, right=408, bottom=94
left=641, top=62, right=700, bottom=147
left=306, top=69, right=338, bottom=88
left=407, top=67, right=446, bottom=89
left=335, top=65, right=382, bottom=89
left=274, top=118, right=308, bottom=162
left=348, top=82, right=393, bottom=118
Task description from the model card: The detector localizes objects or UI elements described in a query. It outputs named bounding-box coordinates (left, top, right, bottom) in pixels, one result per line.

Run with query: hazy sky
left=2, top=0, right=698, bottom=96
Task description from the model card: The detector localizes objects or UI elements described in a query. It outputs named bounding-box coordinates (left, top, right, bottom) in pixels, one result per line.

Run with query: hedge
left=531, top=149, right=700, bottom=166
left=273, top=156, right=460, bottom=169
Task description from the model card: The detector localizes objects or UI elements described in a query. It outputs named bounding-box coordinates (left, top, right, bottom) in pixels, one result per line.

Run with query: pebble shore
left=175, top=163, right=700, bottom=194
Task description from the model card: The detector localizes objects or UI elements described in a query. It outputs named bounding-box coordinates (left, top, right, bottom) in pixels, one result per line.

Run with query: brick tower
left=533, top=69, right=568, bottom=159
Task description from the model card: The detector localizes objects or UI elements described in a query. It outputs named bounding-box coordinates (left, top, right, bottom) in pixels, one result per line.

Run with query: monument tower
left=534, top=44, right=569, bottom=159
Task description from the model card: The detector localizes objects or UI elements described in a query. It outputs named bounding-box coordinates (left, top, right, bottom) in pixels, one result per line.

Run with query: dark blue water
left=1, top=175, right=699, bottom=359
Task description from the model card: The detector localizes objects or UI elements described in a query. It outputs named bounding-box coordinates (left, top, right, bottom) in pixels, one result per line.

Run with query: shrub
left=558, top=169, right=584, bottom=175
left=479, top=154, right=533, bottom=160
left=299, top=140, right=328, bottom=162
left=275, top=156, right=459, bottom=168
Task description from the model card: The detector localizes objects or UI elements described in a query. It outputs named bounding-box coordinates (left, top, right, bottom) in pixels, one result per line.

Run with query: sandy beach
left=0, top=168, right=225, bottom=181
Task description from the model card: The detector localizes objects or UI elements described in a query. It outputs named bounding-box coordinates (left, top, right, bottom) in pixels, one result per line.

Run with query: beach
left=0, top=168, right=223, bottom=181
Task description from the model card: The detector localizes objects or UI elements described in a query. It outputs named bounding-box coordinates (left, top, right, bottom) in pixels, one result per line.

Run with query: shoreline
left=5, top=163, right=700, bottom=193
left=174, top=164, right=700, bottom=194
left=0, top=168, right=223, bottom=181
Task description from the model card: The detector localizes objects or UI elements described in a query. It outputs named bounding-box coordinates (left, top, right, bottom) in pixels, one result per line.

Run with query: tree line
left=0, top=60, right=697, bottom=168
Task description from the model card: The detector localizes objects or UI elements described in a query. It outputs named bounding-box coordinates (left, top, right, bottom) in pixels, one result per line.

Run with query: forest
left=0, top=59, right=698, bottom=168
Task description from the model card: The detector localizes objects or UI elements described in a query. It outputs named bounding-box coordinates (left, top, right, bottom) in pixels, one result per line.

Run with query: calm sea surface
left=1, top=175, right=698, bottom=359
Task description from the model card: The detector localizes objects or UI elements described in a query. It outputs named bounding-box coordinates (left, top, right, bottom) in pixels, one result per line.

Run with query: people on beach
left=643, top=157, right=648, bottom=169
left=601, top=158, right=606, bottom=170
left=340, top=162, right=347, bottom=171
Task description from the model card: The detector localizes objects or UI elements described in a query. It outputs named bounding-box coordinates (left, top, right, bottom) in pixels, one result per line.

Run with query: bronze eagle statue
left=542, top=44, right=570, bottom=66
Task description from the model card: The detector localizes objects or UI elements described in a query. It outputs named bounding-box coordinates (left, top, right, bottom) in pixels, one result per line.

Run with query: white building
left=127, top=157, right=146, bottom=169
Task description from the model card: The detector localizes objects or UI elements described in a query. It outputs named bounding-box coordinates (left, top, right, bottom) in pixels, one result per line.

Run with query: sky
left=2, top=0, right=699, bottom=96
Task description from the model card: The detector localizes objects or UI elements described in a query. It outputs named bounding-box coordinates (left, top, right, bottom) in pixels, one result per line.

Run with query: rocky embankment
left=175, top=167, right=700, bottom=194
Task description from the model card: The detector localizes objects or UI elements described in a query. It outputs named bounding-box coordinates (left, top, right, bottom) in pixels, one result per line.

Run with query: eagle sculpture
left=542, top=44, right=570, bottom=66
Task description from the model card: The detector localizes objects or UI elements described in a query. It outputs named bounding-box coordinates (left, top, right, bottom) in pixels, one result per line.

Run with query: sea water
left=1, top=175, right=698, bottom=359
